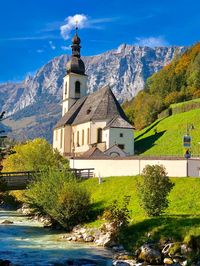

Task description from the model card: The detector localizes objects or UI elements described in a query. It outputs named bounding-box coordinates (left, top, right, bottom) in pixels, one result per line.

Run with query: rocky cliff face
left=0, top=44, right=185, bottom=142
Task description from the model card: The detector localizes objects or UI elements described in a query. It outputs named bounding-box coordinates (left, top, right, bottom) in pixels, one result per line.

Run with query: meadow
left=82, top=176, right=200, bottom=249
left=134, top=108, right=200, bottom=156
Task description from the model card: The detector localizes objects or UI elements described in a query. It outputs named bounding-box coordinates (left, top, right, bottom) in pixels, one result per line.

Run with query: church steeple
left=71, top=25, right=81, bottom=58
left=66, top=26, right=85, bottom=75
left=62, top=26, right=88, bottom=116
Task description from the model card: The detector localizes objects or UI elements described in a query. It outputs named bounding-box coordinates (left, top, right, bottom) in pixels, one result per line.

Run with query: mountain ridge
left=0, top=44, right=185, bottom=142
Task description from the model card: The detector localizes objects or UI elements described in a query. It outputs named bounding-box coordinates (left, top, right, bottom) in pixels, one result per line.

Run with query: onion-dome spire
left=66, top=24, right=85, bottom=75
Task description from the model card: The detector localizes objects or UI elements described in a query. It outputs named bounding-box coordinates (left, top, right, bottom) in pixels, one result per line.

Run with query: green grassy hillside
left=134, top=108, right=200, bottom=156
left=83, top=176, right=200, bottom=249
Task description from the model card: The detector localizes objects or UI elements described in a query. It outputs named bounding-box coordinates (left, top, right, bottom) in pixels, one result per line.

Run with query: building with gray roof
left=53, top=28, right=134, bottom=157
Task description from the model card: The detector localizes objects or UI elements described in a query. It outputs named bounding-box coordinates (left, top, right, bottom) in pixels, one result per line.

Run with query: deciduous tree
left=137, top=165, right=174, bottom=216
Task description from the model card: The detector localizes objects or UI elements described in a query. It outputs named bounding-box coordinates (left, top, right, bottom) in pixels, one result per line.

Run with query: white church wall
left=53, top=128, right=65, bottom=154
left=70, top=158, right=188, bottom=177
left=72, top=122, right=91, bottom=154
left=90, top=121, right=107, bottom=145
left=139, top=159, right=187, bottom=177
left=109, top=128, right=134, bottom=155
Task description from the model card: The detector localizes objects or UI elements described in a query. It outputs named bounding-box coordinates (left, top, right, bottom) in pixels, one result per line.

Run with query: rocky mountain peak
left=0, top=44, right=186, bottom=141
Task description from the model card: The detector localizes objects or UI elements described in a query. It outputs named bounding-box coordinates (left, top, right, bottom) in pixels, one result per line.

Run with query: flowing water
left=0, top=209, right=113, bottom=266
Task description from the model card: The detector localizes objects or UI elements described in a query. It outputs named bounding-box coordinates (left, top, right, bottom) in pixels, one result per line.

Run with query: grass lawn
left=82, top=176, right=200, bottom=249
left=134, top=108, right=200, bottom=156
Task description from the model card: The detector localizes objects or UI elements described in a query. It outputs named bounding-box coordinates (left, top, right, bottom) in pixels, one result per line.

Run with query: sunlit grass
left=135, top=108, right=200, bottom=156
left=82, top=176, right=200, bottom=249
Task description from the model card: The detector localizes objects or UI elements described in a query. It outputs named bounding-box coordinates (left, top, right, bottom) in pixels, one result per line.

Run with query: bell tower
left=62, top=26, right=87, bottom=116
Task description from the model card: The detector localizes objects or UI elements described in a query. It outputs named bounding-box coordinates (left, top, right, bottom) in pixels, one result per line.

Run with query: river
left=0, top=209, right=113, bottom=266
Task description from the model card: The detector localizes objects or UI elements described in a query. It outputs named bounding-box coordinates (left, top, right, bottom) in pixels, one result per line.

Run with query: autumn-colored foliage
left=124, top=43, right=200, bottom=129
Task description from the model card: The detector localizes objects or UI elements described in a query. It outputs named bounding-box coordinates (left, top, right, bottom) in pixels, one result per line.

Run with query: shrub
left=137, top=165, right=174, bottom=216
left=0, top=192, right=21, bottom=208
left=25, top=168, right=91, bottom=230
left=102, top=196, right=131, bottom=234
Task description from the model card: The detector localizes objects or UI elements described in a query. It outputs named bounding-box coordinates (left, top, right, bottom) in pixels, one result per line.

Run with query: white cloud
left=134, top=36, right=169, bottom=47
left=60, top=14, right=88, bottom=40
left=61, top=45, right=71, bottom=51
left=49, top=40, right=56, bottom=50
left=60, top=14, right=118, bottom=40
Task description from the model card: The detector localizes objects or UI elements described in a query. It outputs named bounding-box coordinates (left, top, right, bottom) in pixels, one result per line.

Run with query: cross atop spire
left=75, top=20, right=78, bottom=33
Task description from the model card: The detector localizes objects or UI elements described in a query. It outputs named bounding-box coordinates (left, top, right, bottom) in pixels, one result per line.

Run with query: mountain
left=0, top=44, right=185, bottom=142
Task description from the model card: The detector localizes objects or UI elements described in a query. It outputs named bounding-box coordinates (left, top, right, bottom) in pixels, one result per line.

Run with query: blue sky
left=0, top=0, right=200, bottom=82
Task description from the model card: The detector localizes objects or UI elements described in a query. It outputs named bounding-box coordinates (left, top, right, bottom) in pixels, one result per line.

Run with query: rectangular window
left=60, top=129, right=63, bottom=149
left=82, top=129, right=84, bottom=145
left=118, top=144, right=125, bottom=150
left=87, top=128, right=90, bottom=144
left=120, top=133, right=123, bottom=138
left=77, top=131, right=79, bottom=146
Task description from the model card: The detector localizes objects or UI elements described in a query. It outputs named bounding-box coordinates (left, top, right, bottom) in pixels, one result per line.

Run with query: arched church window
left=82, top=129, right=84, bottom=145
left=65, top=82, right=67, bottom=95
left=60, top=129, right=63, bottom=149
left=87, top=128, right=90, bottom=144
left=75, top=81, right=81, bottom=95
left=97, top=128, right=103, bottom=143
left=77, top=131, right=80, bottom=146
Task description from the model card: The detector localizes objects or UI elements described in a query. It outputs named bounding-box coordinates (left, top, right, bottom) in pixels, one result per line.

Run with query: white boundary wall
left=69, top=157, right=198, bottom=177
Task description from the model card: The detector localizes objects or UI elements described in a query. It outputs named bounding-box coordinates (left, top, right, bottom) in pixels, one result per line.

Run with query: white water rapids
left=0, top=209, right=113, bottom=266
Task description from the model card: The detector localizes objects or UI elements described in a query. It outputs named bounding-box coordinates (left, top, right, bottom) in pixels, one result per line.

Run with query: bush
left=137, top=165, right=174, bottom=216
left=102, top=195, right=131, bottom=238
left=0, top=192, right=21, bottom=208
left=25, top=168, right=91, bottom=230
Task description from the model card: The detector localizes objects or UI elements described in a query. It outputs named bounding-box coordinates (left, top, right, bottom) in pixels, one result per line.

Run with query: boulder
left=71, top=236, right=77, bottom=241
left=1, top=220, right=13, bottom=225
left=84, top=235, right=94, bottom=242
left=112, top=260, right=137, bottom=266
left=113, top=251, right=133, bottom=260
left=94, top=232, right=116, bottom=247
left=18, top=203, right=32, bottom=215
left=138, top=244, right=162, bottom=264
left=164, top=257, right=174, bottom=264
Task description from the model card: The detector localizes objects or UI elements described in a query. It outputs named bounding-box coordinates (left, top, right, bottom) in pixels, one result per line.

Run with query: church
left=53, top=28, right=134, bottom=157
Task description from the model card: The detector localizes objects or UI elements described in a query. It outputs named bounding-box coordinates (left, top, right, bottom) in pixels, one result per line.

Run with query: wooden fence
left=0, top=168, right=94, bottom=191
